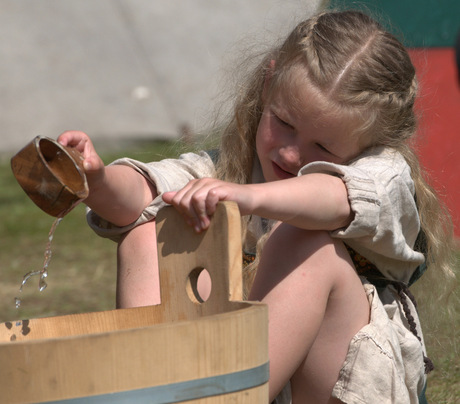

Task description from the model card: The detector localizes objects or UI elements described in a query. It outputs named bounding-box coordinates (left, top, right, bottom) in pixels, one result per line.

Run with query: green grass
left=0, top=139, right=458, bottom=402
left=416, top=285, right=460, bottom=403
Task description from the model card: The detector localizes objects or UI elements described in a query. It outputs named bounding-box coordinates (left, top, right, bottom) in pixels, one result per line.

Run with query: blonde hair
left=213, top=10, right=457, bottom=296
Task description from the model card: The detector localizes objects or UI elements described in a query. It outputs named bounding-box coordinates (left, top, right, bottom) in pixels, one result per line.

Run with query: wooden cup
left=11, top=136, right=89, bottom=217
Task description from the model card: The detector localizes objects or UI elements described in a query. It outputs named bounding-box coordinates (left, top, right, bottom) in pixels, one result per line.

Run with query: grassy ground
left=0, top=139, right=458, bottom=402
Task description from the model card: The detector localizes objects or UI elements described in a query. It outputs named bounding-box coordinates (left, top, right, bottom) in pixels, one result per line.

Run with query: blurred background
left=0, top=0, right=323, bottom=152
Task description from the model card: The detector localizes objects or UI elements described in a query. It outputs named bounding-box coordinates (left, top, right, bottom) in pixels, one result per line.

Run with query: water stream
left=15, top=217, right=63, bottom=308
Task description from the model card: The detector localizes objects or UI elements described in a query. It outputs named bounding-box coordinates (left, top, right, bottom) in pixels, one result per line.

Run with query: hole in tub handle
left=186, top=267, right=212, bottom=303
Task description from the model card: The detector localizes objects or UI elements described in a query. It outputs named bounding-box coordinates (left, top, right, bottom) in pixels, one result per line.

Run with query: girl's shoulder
left=301, top=146, right=411, bottom=187
left=349, top=146, right=407, bottom=170
left=348, top=146, right=412, bottom=187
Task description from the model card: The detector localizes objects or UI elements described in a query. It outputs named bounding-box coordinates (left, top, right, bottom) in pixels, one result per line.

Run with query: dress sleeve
left=86, top=151, right=216, bottom=241
left=298, top=147, right=425, bottom=283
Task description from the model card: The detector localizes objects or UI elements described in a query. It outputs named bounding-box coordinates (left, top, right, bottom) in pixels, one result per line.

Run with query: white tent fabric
left=0, top=0, right=321, bottom=153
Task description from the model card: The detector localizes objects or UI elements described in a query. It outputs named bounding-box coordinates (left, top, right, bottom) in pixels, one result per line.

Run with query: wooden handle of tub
left=155, top=201, right=243, bottom=320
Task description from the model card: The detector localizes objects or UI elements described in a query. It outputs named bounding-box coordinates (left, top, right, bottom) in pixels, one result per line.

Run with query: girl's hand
left=58, top=130, right=156, bottom=226
left=57, top=131, right=105, bottom=186
left=162, top=178, right=255, bottom=232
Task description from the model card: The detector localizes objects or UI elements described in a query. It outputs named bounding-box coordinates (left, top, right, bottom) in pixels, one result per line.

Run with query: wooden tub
left=0, top=202, right=268, bottom=403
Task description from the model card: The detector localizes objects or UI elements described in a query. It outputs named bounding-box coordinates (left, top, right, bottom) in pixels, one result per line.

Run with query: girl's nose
left=279, top=145, right=302, bottom=169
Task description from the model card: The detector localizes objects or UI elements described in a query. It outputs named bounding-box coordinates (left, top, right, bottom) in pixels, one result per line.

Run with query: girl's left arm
left=162, top=173, right=352, bottom=232
left=247, top=173, right=352, bottom=230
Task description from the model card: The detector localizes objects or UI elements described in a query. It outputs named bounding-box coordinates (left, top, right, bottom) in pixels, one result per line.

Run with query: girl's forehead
left=270, top=67, right=366, bottom=147
left=271, top=69, right=332, bottom=120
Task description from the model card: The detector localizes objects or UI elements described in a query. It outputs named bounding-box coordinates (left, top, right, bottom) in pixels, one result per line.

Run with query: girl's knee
left=251, top=224, right=343, bottom=299
left=269, top=221, right=330, bottom=247
left=258, top=223, right=363, bottom=294
left=261, top=223, right=338, bottom=269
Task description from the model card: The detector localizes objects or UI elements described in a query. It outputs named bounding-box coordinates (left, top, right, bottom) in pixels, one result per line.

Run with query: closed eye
left=316, top=143, right=334, bottom=155
left=273, top=112, right=294, bottom=130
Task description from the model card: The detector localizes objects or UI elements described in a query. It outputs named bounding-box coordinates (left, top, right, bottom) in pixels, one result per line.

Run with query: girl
left=58, top=10, right=456, bottom=404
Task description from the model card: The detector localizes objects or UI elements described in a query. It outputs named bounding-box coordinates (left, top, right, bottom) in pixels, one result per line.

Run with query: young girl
left=58, top=10, right=455, bottom=404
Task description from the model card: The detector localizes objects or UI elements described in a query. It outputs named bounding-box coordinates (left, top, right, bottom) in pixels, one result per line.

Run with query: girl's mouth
left=271, top=161, right=296, bottom=180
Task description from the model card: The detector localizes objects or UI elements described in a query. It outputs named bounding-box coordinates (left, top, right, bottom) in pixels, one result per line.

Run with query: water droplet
left=39, top=271, right=48, bottom=292
left=15, top=297, right=21, bottom=309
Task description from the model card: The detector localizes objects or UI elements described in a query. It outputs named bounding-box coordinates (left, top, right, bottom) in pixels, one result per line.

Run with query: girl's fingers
left=162, top=182, right=202, bottom=230
left=57, top=131, right=88, bottom=151
left=162, top=179, right=223, bottom=232
left=162, top=190, right=204, bottom=231
left=185, top=185, right=212, bottom=232
left=161, top=191, right=176, bottom=204
left=204, top=187, right=221, bottom=216
left=58, top=131, right=101, bottom=171
left=58, top=132, right=107, bottom=187
left=82, top=154, right=103, bottom=173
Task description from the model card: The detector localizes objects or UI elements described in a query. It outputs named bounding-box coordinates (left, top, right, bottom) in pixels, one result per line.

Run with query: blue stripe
left=48, top=362, right=269, bottom=403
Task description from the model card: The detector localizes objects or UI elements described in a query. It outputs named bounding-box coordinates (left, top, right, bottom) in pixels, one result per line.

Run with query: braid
left=298, top=13, right=325, bottom=79
left=391, top=282, right=435, bottom=374
left=384, top=74, right=418, bottom=109
left=383, top=74, right=418, bottom=112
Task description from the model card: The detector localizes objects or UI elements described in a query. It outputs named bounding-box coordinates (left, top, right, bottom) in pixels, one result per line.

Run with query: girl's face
left=256, top=71, right=364, bottom=182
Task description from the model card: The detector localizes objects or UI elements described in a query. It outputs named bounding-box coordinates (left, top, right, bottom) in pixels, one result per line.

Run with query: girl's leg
left=116, top=219, right=212, bottom=308
left=249, top=223, right=369, bottom=403
left=116, top=220, right=161, bottom=308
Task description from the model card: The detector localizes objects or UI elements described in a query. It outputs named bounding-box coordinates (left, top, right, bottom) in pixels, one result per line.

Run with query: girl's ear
left=263, top=60, right=276, bottom=101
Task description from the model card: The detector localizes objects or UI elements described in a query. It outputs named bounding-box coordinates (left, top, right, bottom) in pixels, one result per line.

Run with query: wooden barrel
left=0, top=202, right=269, bottom=403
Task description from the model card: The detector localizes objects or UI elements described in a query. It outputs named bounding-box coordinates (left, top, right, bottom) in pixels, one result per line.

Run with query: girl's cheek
left=256, top=122, right=274, bottom=149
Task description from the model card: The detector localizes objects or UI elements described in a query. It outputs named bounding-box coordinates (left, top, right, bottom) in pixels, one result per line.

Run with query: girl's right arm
left=58, top=131, right=157, bottom=227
